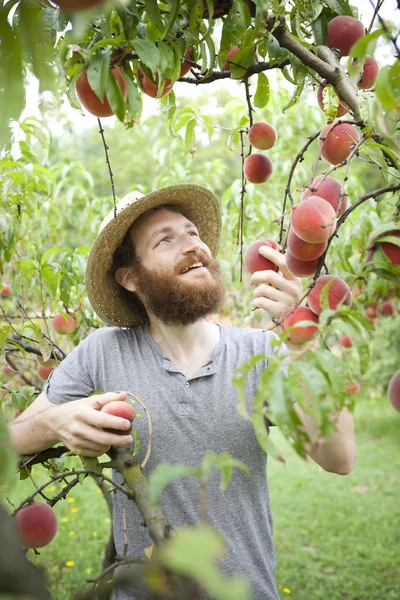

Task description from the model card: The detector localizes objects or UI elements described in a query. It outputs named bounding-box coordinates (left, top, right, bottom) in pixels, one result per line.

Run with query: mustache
left=177, top=250, right=211, bottom=274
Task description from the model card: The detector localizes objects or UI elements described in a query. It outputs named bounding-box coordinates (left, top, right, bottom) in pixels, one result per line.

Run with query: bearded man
left=10, top=184, right=357, bottom=600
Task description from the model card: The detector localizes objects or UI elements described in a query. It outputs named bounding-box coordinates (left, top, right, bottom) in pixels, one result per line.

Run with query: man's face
left=126, top=208, right=226, bottom=325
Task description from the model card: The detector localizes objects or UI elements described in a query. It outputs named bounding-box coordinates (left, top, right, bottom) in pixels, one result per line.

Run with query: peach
left=380, top=231, right=400, bottom=266
left=291, top=196, right=337, bottom=244
left=378, top=301, right=397, bottom=316
left=138, top=68, right=173, bottom=98
left=345, top=380, right=360, bottom=395
left=244, top=239, right=280, bottom=274
left=243, top=154, right=273, bottom=184
left=287, top=229, right=327, bottom=261
left=285, top=249, right=319, bottom=277
left=248, top=122, right=277, bottom=150
left=327, top=16, right=365, bottom=56
left=388, top=370, right=400, bottom=412
left=180, top=48, right=193, bottom=77
left=76, top=67, right=128, bottom=118
left=15, top=502, right=57, bottom=548
left=280, top=306, right=319, bottom=345
left=52, top=314, right=77, bottom=334
left=356, top=56, right=379, bottom=89
left=317, top=80, right=349, bottom=117
left=224, top=46, right=256, bottom=79
left=102, top=400, right=136, bottom=435
left=319, top=123, right=360, bottom=165
left=307, top=274, right=352, bottom=315
left=3, top=364, right=13, bottom=376
left=301, top=175, right=348, bottom=217
left=38, top=365, right=55, bottom=380
left=1, top=283, right=11, bottom=297
left=339, top=334, right=353, bottom=348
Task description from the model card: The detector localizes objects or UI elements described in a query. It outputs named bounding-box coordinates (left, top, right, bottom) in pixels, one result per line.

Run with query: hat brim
left=86, top=184, right=221, bottom=328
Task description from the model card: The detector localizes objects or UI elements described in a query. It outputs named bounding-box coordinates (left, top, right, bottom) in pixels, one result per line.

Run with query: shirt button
left=185, top=382, right=189, bottom=388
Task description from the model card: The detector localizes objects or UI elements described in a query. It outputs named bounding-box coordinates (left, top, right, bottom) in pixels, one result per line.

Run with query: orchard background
left=0, top=0, right=400, bottom=598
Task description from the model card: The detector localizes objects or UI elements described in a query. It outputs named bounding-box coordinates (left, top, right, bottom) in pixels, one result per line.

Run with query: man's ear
left=115, top=267, right=137, bottom=292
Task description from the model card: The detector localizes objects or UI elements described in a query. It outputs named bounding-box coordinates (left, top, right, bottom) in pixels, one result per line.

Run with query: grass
left=6, top=394, right=400, bottom=600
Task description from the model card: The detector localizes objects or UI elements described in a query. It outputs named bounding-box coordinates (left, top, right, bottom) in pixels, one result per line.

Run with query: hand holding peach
left=250, top=244, right=302, bottom=318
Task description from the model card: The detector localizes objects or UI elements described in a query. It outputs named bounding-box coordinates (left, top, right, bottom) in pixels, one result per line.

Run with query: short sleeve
left=44, top=337, right=96, bottom=405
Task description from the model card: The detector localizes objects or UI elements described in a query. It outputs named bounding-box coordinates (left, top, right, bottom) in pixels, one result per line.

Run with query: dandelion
left=67, top=497, right=75, bottom=503
left=69, top=531, right=75, bottom=536
left=61, top=517, right=68, bottom=523
left=283, top=589, right=291, bottom=594
left=66, top=561, right=75, bottom=567
left=71, top=508, right=78, bottom=513
left=92, top=531, right=98, bottom=537
left=86, top=568, right=93, bottom=575
left=49, top=486, right=56, bottom=492
left=96, top=488, right=101, bottom=493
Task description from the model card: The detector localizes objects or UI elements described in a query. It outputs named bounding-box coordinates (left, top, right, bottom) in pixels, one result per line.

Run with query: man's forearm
left=9, top=410, right=59, bottom=455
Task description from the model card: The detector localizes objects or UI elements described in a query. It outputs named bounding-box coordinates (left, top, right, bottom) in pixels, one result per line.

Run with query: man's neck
left=148, top=317, right=219, bottom=363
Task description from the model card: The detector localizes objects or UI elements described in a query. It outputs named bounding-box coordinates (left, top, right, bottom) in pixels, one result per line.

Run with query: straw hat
left=86, top=184, right=221, bottom=328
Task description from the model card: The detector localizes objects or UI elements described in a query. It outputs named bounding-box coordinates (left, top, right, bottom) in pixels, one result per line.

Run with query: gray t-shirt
left=44, top=323, right=287, bottom=600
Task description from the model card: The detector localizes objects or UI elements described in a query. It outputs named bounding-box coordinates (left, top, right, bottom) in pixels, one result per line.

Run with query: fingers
left=253, top=284, right=294, bottom=307
left=87, top=391, right=128, bottom=410
left=67, top=421, right=133, bottom=452
left=83, top=407, right=134, bottom=433
left=253, top=296, right=289, bottom=318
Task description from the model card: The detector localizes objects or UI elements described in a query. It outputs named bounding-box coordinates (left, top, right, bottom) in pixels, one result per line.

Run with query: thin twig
left=98, top=119, right=117, bottom=217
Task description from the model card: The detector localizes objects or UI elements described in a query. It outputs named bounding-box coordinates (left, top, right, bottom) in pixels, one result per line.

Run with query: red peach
left=339, top=334, right=353, bottom=348
left=76, top=67, right=128, bottom=118
left=380, top=231, right=400, bottom=266
left=378, top=301, right=397, bottom=316
left=287, top=229, right=327, bottom=262
left=280, top=306, right=319, bottom=345
left=291, top=196, right=337, bottom=244
left=180, top=48, right=193, bottom=77
left=138, top=68, right=173, bottom=98
left=15, top=502, right=57, bottom=548
left=244, top=239, right=280, bottom=274
left=38, top=365, right=55, bottom=380
left=248, top=122, right=277, bottom=150
left=365, top=305, right=378, bottom=318
left=317, top=80, right=349, bottom=117
left=319, top=123, right=360, bottom=165
left=356, top=56, right=379, bottom=89
left=52, top=314, right=77, bottom=334
left=327, top=15, right=365, bottom=56
left=102, top=401, right=136, bottom=435
left=307, top=275, right=352, bottom=315
left=285, top=249, right=319, bottom=278
left=301, top=175, right=348, bottom=217
left=345, top=380, right=360, bottom=395
left=388, top=370, right=400, bottom=412
left=3, top=364, right=13, bottom=376
left=243, top=154, right=273, bottom=184
left=1, top=283, right=11, bottom=297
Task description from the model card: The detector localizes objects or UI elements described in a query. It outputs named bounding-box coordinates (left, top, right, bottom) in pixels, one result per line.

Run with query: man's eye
left=189, top=231, right=199, bottom=237
left=157, top=237, right=169, bottom=245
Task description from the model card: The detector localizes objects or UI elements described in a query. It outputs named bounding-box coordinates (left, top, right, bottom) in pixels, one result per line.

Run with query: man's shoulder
left=81, top=325, right=146, bottom=347
left=218, top=323, right=282, bottom=354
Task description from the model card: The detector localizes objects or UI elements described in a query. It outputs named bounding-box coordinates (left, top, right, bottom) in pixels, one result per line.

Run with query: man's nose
left=181, top=233, right=201, bottom=253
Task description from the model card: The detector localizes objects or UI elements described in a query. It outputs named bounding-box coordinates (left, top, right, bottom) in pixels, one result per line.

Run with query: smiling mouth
left=181, top=261, right=205, bottom=274
left=182, top=265, right=207, bottom=275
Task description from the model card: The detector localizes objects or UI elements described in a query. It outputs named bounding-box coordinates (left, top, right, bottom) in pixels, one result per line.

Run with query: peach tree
left=1, top=0, right=400, bottom=598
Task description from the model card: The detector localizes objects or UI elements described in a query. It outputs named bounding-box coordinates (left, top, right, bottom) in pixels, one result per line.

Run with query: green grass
left=6, top=395, right=400, bottom=600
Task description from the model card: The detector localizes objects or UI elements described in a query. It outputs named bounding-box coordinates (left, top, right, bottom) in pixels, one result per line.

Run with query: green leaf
left=0, top=412, right=18, bottom=495
left=185, top=118, right=196, bottom=151
left=87, top=52, right=111, bottom=102
left=324, top=0, right=354, bottom=15
left=106, top=69, right=126, bottom=122
left=374, top=62, right=400, bottom=111
left=200, top=452, right=250, bottom=490
left=144, top=0, right=165, bottom=33
left=283, top=76, right=305, bottom=111
left=132, top=39, right=160, bottom=72
left=158, top=525, right=251, bottom=600
left=0, top=8, right=25, bottom=151
left=220, top=0, right=251, bottom=54
left=347, top=28, right=384, bottom=85
left=122, top=70, right=142, bottom=122
left=162, top=0, right=181, bottom=40
left=254, top=72, right=270, bottom=108
left=148, top=463, right=197, bottom=504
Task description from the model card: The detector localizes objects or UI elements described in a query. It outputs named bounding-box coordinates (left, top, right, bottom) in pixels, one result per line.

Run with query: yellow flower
left=65, top=561, right=75, bottom=567
left=71, top=508, right=78, bottom=513
left=92, top=531, right=98, bottom=537
left=96, top=488, right=101, bottom=493
left=283, top=589, right=291, bottom=594
left=49, top=486, right=56, bottom=492
left=61, top=517, right=68, bottom=523
left=86, top=568, right=93, bottom=575
left=69, top=531, right=75, bottom=536
left=67, top=497, right=75, bottom=503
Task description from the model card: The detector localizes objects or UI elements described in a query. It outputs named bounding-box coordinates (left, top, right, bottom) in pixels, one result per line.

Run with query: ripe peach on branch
left=76, top=67, right=128, bottom=117
left=52, top=314, right=77, bottom=334
left=287, top=229, right=327, bottom=262
left=307, top=275, right=352, bottom=315
left=319, top=123, right=361, bottom=165
left=244, top=239, right=280, bottom=274
left=327, top=15, right=365, bottom=56
left=243, top=154, right=274, bottom=184
left=15, top=502, right=58, bottom=549
left=280, top=306, right=319, bottom=345
left=1, top=283, right=12, bottom=297
left=285, top=250, right=319, bottom=278
left=101, top=400, right=136, bottom=435
left=291, top=196, right=337, bottom=244
left=138, top=68, right=173, bottom=98
left=355, top=56, right=380, bottom=89
left=301, top=175, right=348, bottom=217
left=248, top=122, right=277, bottom=150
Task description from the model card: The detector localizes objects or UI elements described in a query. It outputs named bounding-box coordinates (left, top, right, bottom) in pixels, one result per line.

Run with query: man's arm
left=9, top=391, right=135, bottom=457
left=291, top=401, right=357, bottom=475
